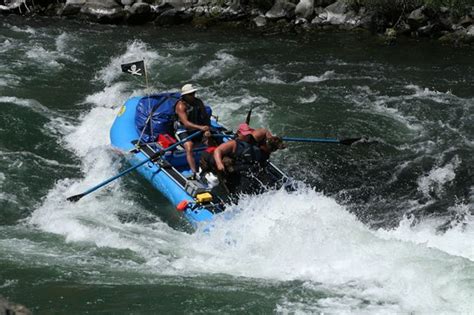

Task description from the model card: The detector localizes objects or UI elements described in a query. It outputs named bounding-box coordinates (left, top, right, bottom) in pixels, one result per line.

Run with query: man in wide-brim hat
left=175, top=83, right=211, bottom=179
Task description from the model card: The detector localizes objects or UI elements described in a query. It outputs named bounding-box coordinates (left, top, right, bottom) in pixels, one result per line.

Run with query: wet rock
left=385, top=27, right=396, bottom=37
left=126, top=2, right=155, bottom=24
left=314, top=6, right=324, bottom=15
left=439, top=28, right=474, bottom=45
left=154, top=8, right=192, bottom=25
left=417, top=23, right=437, bottom=37
left=295, top=0, right=314, bottom=20
left=321, top=0, right=357, bottom=26
left=395, top=19, right=411, bottom=35
left=467, top=25, right=474, bottom=36
left=325, top=0, right=347, bottom=16
left=193, top=6, right=205, bottom=16
left=384, top=27, right=397, bottom=45
left=458, top=15, right=473, bottom=27
left=311, top=15, right=324, bottom=25
left=314, top=0, right=333, bottom=6
left=295, top=17, right=308, bottom=25
left=247, top=0, right=273, bottom=12
left=209, top=5, right=222, bottom=17
left=61, top=0, right=85, bottom=16
left=0, top=295, right=32, bottom=315
left=265, top=0, right=295, bottom=20
left=218, top=6, right=246, bottom=21
left=80, top=0, right=126, bottom=23
left=164, top=0, right=186, bottom=11
left=121, top=0, right=134, bottom=8
left=253, top=15, right=267, bottom=27
left=0, top=0, right=31, bottom=14
left=408, top=6, right=428, bottom=29
left=192, top=15, right=217, bottom=28
left=439, top=14, right=455, bottom=31
left=439, top=6, right=449, bottom=14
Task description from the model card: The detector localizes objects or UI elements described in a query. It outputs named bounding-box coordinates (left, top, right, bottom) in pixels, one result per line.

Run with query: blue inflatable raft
left=110, top=92, right=290, bottom=228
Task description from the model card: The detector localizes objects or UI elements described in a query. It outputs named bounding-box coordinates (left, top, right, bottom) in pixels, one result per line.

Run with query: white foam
left=55, top=32, right=71, bottom=52
left=405, top=84, right=452, bottom=103
left=164, top=188, right=473, bottom=313
left=28, top=156, right=474, bottom=313
left=26, top=45, right=64, bottom=68
left=297, top=93, right=318, bottom=104
left=83, top=82, right=130, bottom=109
left=97, top=40, right=161, bottom=85
left=0, top=39, right=14, bottom=53
left=9, top=25, right=36, bottom=34
left=0, top=169, right=17, bottom=203
left=376, top=204, right=474, bottom=261
left=192, top=51, right=240, bottom=80
left=28, top=49, right=167, bottom=254
left=0, top=172, right=5, bottom=188
left=371, top=98, right=423, bottom=131
left=298, top=70, right=335, bottom=83
left=0, top=96, right=51, bottom=115
left=0, top=279, right=18, bottom=289
left=0, top=96, right=74, bottom=137
left=417, top=156, right=460, bottom=198
left=257, top=76, right=286, bottom=84
left=0, top=73, right=20, bottom=87
left=201, top=89, right=270, bottom=128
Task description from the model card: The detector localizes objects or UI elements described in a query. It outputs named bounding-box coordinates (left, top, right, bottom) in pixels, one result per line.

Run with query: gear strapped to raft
left=135, top=93, right=180, bottom=143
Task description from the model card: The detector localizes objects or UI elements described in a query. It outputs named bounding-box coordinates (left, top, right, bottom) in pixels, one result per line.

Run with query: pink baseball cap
left=237, top=123, right=255, bottom=136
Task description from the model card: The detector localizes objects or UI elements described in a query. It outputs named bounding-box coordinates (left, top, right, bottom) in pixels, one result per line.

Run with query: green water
left=1, top=16, right=473, bottom=313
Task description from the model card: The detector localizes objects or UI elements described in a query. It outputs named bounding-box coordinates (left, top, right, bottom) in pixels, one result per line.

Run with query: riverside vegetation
left=1, top=0, right=473, bottom=45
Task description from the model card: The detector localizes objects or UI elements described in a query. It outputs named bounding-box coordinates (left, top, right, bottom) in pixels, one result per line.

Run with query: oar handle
left=67, top=130, right=202, bottom=202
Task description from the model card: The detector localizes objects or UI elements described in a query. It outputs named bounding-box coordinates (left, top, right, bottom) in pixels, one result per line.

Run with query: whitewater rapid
left=15, top=37, right=471, bottom=313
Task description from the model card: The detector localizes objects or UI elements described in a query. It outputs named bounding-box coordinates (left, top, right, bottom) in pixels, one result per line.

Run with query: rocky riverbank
left=1, top=0, right=473, bottom=45
left=0, top=295, right=31, bottom=315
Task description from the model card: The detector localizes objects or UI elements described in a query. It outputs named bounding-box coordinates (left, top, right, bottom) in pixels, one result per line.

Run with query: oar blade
left=66, top=193, right=85, bottom=203
left=339, top=137, right=364, bottom=146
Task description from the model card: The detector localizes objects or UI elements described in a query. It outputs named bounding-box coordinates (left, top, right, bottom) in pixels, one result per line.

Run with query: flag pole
left=121, top=60, right=156, bottom=147
left=137, top=59, right=154, bottom=147
left=143, top=59, right=150, bottom=93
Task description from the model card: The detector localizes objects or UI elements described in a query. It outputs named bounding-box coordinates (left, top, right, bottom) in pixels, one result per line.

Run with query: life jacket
left=247, top=134, right=266, bottom=147
left=175, top=97, right=211, bottom=130
left=233, top=140, right=269, bottom=166
left=135, top=92, right=180, bottom=142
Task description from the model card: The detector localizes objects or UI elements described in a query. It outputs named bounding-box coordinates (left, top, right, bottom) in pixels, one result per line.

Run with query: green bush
left=346, top=0, right=473, bottom=14
left=424, top=0, right=473, bottom=15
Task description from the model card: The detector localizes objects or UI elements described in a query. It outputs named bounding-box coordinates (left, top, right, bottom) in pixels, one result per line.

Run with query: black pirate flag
left=121, top=60, right=145, bottom=77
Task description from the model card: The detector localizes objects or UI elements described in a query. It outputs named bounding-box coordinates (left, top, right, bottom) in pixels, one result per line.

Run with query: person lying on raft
left=200, top=134, right=285, bottom=175
left=198, top=135, right=285, bottom=194
left=175, top=83, right=211, bottom=179
left=214, top=136, right=286, bottom=173
left=236, top=123, right=273, bottom=146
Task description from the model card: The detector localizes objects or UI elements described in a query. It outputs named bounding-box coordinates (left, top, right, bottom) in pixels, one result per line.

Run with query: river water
left=1, top=16, right=473, bottom=313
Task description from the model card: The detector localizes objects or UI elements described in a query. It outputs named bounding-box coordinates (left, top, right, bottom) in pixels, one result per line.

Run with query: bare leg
left=184, top=141, right=196, bottom=173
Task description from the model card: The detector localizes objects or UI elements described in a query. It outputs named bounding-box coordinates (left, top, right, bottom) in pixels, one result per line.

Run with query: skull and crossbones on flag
left=121, top=60, right=145, bottom=77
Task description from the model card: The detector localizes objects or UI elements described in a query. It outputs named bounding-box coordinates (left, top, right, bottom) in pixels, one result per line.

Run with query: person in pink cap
left=237, top=123, right=273, bottom=147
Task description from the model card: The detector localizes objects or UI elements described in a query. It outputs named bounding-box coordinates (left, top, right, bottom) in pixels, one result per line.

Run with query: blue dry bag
left=135, top=92, right=180, bottom=142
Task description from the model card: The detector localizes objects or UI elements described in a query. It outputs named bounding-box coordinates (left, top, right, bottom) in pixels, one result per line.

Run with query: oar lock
left=176, top=192, right=213, bottom=212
